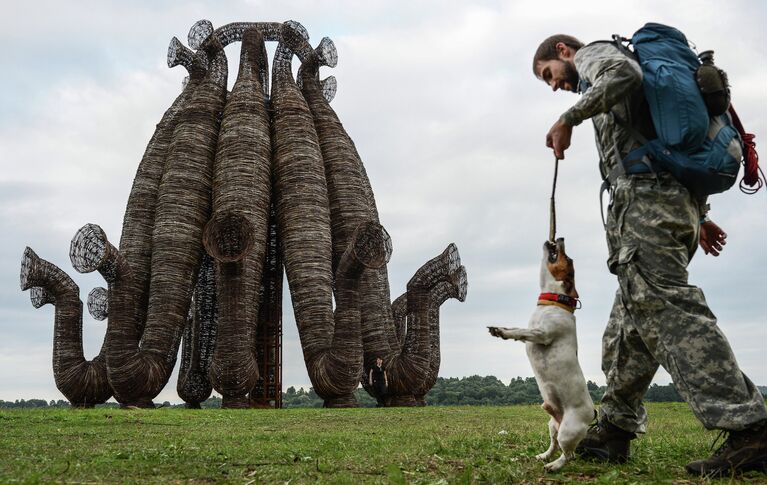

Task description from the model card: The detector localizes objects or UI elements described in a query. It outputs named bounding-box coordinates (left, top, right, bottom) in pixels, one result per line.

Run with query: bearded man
left=532, top=33, right=767, bottom=476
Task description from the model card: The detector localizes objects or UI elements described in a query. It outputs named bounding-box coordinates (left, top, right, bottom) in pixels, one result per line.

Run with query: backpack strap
left=609, top=110, right=656, bottom=182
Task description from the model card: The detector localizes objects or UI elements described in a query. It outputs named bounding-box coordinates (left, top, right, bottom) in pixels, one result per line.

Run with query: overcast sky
left=2, top=0, right=766, bottom=404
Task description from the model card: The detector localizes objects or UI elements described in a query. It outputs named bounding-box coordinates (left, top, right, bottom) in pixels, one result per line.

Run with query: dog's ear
left=562, top=265, right=578, bottom=298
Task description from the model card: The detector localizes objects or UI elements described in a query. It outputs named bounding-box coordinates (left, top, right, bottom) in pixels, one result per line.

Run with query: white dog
left=489, top=238, right=594, bottom=472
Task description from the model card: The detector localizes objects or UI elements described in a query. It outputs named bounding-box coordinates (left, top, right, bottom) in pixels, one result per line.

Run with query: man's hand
left=700, top=220, right=727, bottom=256
left=546, top=119, right=573, bottom=159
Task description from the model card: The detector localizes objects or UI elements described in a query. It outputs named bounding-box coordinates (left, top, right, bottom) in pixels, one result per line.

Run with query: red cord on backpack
left=729, top=105, right=765, bottom=194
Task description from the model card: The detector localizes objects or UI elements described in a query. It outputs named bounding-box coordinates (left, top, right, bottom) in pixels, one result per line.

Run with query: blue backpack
left=614, top=23, right=742, bottom=196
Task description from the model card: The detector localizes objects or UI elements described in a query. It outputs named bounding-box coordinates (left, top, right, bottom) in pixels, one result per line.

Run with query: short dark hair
left=532, top=34, right=584, bottom=78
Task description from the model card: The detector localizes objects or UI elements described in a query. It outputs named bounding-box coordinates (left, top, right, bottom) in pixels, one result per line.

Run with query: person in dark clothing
left=368, top=357, right=388, bottom=407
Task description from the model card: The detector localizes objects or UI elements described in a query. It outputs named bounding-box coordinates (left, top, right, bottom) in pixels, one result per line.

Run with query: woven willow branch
left=177, top=252, right=217, bottom=408
left=20, top=247, right=112, bottom=407
left=205, top=29, right=272, bottom=408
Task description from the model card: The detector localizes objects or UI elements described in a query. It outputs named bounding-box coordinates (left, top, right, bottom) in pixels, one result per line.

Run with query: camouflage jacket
left=559, top=42, right=708, bottom=216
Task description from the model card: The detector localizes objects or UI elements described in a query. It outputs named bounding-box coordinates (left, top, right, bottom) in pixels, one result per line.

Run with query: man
left=532, top=34, right=767, bottom=476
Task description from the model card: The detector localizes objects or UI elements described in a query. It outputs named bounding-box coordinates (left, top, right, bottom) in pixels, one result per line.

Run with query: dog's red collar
left=538, top=292, right=580, bottom=313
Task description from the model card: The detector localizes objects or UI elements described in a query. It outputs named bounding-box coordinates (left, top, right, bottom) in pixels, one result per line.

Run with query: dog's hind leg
left=536, top=417, right=560, bottom=462
left=544, top=409, right=589, bottom=472
left=542, top=401, right=563, bottom=427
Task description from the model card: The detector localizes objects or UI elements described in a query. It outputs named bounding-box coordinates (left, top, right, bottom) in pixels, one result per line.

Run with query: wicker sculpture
left=19, top=20, right=467, bottom=409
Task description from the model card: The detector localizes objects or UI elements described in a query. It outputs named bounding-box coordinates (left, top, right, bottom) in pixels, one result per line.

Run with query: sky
left=1, top=0, right=766, bottom=404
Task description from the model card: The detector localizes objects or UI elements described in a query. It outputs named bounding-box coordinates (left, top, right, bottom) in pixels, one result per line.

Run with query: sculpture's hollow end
left=352, top=221, right=393, bottom=269
left=87, top=287, right=108, bottom=321
left=321, top=76, right=337, bottom=103
left=188, top=19, right=214, bottom=51
left=317, top=37, right=338, bottom=68
left=30, top=286, right=55, bottom=308
left=202, top=212, right=256, bottom=263
left=20, top=247, right=39, bottom=291
left=167, top=37, right=184, bottom=68
left=444, top=243, right=461, bottom=274
left=70, top=224, right=108, bottom=274
left=453, top=265, right=468, bottom=302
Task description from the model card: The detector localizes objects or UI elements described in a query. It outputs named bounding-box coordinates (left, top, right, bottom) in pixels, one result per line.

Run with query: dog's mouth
left=545, top=238, right=565, bottom=263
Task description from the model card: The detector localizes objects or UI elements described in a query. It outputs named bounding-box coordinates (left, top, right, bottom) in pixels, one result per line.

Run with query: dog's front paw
left=535, top=451, right=553, bottom=461
left=487, top=326, right=507, bottom=339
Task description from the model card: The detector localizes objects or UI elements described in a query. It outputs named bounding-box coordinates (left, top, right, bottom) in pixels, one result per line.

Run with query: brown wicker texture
left=102, top=35, right=228, bottom=407
left=271, top=22, right=393, bottom=407
left=204, top=29, right=272, bottom=408
left=116, top=39, right=207, bottom=335
left=413, top=265, right=467, bottom=405
left=20, top=19, right=467, bottom=409
left=388, top=264, right=468, bottom=405
left=299, top=41, right=370, bottom=275
left=20, top=247, right=112, bottom=407
left=177, top=252, right=217, bottom=408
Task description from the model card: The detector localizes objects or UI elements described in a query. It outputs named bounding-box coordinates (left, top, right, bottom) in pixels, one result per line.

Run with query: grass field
left=1, top=403, right=765, bottom=484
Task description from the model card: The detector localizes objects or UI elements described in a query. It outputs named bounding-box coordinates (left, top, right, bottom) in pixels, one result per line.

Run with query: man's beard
left=562, top=60, right=580, bottom=92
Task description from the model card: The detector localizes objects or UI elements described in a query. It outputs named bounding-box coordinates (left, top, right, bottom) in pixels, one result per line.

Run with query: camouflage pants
left=599, top=173, right=767, bottom=433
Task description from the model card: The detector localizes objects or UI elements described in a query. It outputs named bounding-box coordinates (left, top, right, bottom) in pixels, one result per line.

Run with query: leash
left=549, top=155, right=559, bottom=243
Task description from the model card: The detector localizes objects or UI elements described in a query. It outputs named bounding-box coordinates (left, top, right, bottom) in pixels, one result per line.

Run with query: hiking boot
left=576, top=417, right=636, bottom=463
left=686, top=420, right=767, bottom=477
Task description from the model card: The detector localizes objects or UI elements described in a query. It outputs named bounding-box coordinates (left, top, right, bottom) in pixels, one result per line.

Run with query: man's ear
left=556, top=42, right=573, bottom=60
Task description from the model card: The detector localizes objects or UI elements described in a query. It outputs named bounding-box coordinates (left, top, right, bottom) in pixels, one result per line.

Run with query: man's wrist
left=560, top=111, right=581, bottom=127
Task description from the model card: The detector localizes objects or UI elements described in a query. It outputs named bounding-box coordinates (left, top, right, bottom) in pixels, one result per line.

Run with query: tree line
left=4, top=376, right=743, bottom=409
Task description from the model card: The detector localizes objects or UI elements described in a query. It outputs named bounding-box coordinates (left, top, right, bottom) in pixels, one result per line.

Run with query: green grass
left=0, top=403, right=764, bottom=484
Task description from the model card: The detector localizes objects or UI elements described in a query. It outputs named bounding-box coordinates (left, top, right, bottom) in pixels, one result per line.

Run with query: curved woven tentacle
left=177, top=252, right=217, bottom=408
left=384, top=244, right=463, bottom=403
left=19, top=247, right=112, bottom=407
left=319, top=221, right=392, bottom=407
left=204, top=29, right=271, bottom=408
left=299, top=41, right=372, bottom=276
left=272, top=21, right=373, bottom=406
left=203, top=28, right=271, bottom=264
left=104, top=34, right=228, bottom=407
left=296, top=41, right=404, bottom=402
left=117, top=41, right=207, bottom=337
left=381, top=265, right=468, bottom=406
left=413, top=265, right=467, bottom=405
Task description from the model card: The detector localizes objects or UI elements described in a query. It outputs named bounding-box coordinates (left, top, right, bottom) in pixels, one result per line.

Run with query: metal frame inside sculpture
left=20, top=20, right=468, bottom=409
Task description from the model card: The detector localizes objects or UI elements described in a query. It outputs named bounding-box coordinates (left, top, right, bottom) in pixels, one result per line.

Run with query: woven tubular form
left=20, top=20, right=470, bottom=408
left=19, top=247, right=112, bottom=407
left=205, top=29, right=271, bottom=408
left=413, top=265, right=468, bottom=405
left=118, top=45, right=206, bottom=336
left=178, top=253, right=217, bottom=408
left=272, top=23, right=365, bottom=406
left=299, top=43, right=372, bottom=274
left=295, top=38, right=407, bottom=403
left=105, top=35, right=228, bottom=407
left=87, top=287, right=108, bottom=321
left=368, top=244, right=463, bottom=405
left=203, top=28, right=271, bottom=264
